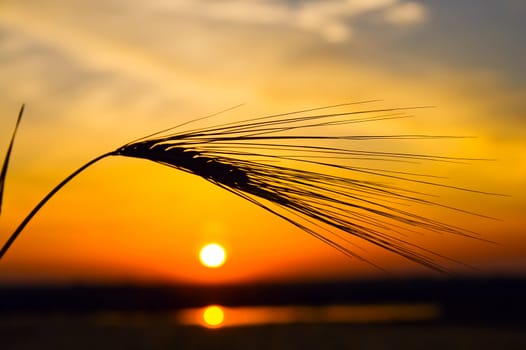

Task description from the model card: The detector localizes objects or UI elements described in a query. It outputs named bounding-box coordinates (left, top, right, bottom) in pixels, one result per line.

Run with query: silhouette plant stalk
left=0, top=103, right=500, bottom=271
left=0, top=152, right=115, bottom=260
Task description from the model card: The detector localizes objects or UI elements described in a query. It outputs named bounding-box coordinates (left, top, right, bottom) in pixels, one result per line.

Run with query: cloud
left=143, top=0, right=428, bottom=44
left=197, top=1, right=290, bottom=24
left=210, top=0, right=428, bottom=43
left=384, top=2, right=427, bottom=25
left=0, top=0, right=431, bottom=117
left=293, top=0, right=400, bottom=42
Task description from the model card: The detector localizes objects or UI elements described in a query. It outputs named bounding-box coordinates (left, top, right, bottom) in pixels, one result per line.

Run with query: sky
left=0, top=0, right=525, bottom=285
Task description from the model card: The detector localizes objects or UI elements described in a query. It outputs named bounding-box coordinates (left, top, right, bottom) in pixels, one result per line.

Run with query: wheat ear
left=0, top=103, right=500, bottom=271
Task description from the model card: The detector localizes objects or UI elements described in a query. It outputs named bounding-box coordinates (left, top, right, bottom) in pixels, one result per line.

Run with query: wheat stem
left=0, top=152, right=115, bottom=260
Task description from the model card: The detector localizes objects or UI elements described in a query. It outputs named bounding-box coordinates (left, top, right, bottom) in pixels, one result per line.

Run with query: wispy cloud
left=151, top=0, right=428, bottom=43
left=383, top=2, right=427, bottom=25
left=0, top=0, right=431, bottom=119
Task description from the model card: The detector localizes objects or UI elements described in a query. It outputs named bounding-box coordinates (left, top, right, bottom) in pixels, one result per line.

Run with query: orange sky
left=0, top=0, right=525, bottom=285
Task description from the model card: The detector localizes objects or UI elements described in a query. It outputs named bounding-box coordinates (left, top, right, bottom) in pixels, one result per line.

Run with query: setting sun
left=199, top=243, right=227, bottom=268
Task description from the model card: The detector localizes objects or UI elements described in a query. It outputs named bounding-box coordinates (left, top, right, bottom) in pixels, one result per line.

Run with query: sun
left=199, top=243, right=226, bottom=268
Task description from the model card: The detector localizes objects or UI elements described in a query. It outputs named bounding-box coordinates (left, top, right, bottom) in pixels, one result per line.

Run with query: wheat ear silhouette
left=0, top=103, right=500, bottom=272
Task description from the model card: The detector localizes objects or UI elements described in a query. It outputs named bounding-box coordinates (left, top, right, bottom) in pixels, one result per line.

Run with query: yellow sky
left=0, top=0, right=525, bottom=284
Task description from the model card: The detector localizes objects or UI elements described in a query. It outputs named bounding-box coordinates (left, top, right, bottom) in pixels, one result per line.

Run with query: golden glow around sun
left=199, top=243, right=226, bottom=268
left=202, top=305, right=225, bottom=327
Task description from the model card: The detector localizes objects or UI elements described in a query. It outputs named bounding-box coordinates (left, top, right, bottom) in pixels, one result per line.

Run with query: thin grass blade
left=0, top=104, right=24, bottom=216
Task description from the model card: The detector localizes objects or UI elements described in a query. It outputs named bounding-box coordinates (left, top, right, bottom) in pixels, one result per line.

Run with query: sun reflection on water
left=176, top=304, right=440, bottom=328
left=202, top=305, right=225, bottom=328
